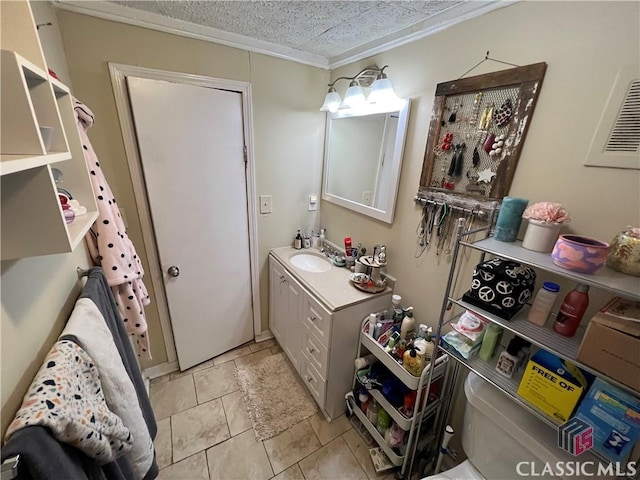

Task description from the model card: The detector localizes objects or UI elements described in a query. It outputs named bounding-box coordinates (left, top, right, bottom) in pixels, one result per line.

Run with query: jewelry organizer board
left=418, top=63, right=547, bottom=203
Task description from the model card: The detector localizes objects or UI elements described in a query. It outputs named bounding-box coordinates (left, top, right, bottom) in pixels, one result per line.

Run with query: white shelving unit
left=0, top=1, right=98, bottom=260
left=434, top=220, right=640, bottom=476
left=349, top=319, right=452, bottom=478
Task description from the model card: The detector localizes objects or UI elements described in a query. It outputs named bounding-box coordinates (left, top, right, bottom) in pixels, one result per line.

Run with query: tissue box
left=574, top=378, right=640, bottom=463
left=517, top=350, right=589, bottom=424
left=577, top=298, right=640, bottom=392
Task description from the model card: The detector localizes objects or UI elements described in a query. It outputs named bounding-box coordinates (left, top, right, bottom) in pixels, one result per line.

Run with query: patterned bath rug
left=234, top=352, right=318, bottom=441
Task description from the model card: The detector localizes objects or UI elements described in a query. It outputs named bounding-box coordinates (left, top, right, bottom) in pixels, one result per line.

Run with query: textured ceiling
left=111, top=1, right=464, bottom=58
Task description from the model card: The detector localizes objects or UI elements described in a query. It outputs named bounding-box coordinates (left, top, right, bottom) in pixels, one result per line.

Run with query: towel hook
left=77, top=267, right=90, bottom=279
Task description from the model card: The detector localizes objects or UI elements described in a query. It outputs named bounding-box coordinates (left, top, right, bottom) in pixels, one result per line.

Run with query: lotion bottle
left=400, top=308, right=415, bottom=341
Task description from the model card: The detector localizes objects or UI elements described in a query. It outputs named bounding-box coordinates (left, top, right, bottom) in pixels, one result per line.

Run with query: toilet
left=425, top=372, right=590, bottom=480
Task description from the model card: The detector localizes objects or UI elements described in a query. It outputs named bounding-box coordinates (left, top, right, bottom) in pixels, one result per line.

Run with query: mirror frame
left=321, top=99, right=411, bottom=224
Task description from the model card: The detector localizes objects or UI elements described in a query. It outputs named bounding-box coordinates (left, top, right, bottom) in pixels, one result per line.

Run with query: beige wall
left=0, top=2, right=95, bottom=436
left=56, top=11, right=327, bottom=365
left=3, top=0, right=637, bottom=445
left=323, top=0, right=639, bottom=454
left=324, top=0, right=639, bottom=326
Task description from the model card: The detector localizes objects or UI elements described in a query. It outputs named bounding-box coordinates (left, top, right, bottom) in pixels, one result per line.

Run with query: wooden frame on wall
left=418, top=62, right=547, bottom=202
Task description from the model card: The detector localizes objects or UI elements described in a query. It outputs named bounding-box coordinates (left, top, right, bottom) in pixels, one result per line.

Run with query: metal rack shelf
left=432, top=223, right=640, bottom=479
left=461, top=237, right=640, bottom=301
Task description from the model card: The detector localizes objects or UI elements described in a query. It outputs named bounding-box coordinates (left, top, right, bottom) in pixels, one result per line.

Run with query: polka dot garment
left=75, top=101, right=151, bottom=358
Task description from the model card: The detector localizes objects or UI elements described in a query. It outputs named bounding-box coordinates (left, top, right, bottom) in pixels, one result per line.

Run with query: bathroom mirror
left=322, top=99, right=410, bottom=223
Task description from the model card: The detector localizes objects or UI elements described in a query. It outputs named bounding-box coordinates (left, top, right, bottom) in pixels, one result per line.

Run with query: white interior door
left=127, top=76, right=253, bottom=370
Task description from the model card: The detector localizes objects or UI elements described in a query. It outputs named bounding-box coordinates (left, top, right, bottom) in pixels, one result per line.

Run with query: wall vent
left=604, top=80, right=640, bottom=153
left=585, top=65, right=640, bottom=170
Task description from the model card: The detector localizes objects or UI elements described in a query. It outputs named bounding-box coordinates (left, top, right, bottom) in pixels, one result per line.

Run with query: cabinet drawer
left=302, top=295, right=332, bottom=348
left=302, top=326, right=329, bottom=379
left=300, top=358, right=326, bottom=409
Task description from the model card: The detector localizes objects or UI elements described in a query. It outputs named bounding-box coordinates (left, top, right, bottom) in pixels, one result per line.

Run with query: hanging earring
left=472, top=146, right=481, bottom=167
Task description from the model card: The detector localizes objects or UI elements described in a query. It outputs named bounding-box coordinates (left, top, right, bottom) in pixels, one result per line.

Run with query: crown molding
left=54, top=0, right=516, bottom=72
left=328, top=1, right=518, bottom=69
left=53, top=0, right=330, bottom=69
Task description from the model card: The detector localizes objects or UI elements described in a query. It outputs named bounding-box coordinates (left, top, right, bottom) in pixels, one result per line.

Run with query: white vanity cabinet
left=269, top=249, right=392, bottom=420
left=269, top=256, right=303, bottom=372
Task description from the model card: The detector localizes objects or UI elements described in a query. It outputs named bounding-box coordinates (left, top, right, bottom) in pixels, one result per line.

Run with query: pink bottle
left=553, top=283, right=590, bottom=337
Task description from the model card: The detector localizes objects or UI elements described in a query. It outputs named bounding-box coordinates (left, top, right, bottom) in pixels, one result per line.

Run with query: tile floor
left=149, top=339, right=398, bottom=480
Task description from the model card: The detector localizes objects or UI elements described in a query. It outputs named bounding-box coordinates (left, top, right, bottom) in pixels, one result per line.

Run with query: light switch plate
left=259, top=195, right=272, bottom=214
left=308, top=194, right=317, bottom=211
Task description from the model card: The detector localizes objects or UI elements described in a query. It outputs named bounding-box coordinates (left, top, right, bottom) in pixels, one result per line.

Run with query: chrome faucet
left=320, top=242, right=336, bottom=258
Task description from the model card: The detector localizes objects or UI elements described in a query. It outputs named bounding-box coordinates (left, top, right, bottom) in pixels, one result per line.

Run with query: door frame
left=109, top=63, right=262, bottom=369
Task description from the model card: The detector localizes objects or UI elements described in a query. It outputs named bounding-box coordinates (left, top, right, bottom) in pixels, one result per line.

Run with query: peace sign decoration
left=463, top=258, right=536, bottom=320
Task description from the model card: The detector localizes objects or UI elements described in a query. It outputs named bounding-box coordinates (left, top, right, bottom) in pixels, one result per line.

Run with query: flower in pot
left=521, top=202, right=571, bottom=252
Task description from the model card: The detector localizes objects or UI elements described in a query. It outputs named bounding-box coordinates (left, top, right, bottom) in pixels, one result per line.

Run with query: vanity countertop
left=269, top=246, right=391, bottom=312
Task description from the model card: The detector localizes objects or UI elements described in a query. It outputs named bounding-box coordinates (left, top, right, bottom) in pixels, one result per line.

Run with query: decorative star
left=478, top=168, right=496, bottom=184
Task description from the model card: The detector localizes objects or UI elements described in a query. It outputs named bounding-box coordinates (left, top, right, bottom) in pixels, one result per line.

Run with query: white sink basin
left=290, top=253, right=332, bottom=273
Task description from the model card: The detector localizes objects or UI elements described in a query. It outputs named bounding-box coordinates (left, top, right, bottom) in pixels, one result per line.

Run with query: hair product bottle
left=528, top=281, right=561, bottom=326
left=553, top=283, right=590, bottom=337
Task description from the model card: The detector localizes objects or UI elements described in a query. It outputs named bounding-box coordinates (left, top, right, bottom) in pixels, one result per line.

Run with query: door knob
left=167, top=265, right=180, bottom=277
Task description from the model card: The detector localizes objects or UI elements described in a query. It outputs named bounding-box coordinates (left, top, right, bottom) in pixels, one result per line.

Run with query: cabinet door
left=268, top=257, right=287, bottom=345
left=283, top=269, right=302, bottom=373
left=269, top=257, right=303, bottom=372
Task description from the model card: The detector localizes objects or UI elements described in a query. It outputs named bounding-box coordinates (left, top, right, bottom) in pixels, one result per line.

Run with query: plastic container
left=527, top=281, right=561, bottom=326
left=403, top=347, right=423, bottom=376
left=495, top=338, right=520, bottom=378
left=414, top=326, right=435, bottom=362
left=367, top=313, right=377, bottom=336
left=358, top=389, right=369, bottom=414
left=478, top=323, right=503, bottom=361
left=553, top=283, right=590, bottom=337
left=400, top=309, right=415, bottom=340
left=402, top=391, right=417, bottom=417
left=354, top=354, right=376, bottom=370
left=377, top=407, right=391, bottom=435
left=366, top=398, right=379, bottom=425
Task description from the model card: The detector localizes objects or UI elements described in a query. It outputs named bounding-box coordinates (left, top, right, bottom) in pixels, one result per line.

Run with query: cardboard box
left=574, top=377, right=640, bottom=463
left=517, top=350, right=589, bottom=424
left=577, top=299, right=640, bottom=392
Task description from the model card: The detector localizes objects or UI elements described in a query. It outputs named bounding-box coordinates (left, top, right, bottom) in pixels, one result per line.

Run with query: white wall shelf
left=0, top=1, right=98, bottom=260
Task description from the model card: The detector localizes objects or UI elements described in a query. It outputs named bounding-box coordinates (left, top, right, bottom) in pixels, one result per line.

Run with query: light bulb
left=368, top=77, right=400, bottom=106
left=342, top=83, right=366, bottom=108
left=320, top=90, right=342, bottom=112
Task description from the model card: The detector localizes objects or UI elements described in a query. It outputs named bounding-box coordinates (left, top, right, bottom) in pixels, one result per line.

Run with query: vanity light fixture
left=320, top=65, right=400, bottom=113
